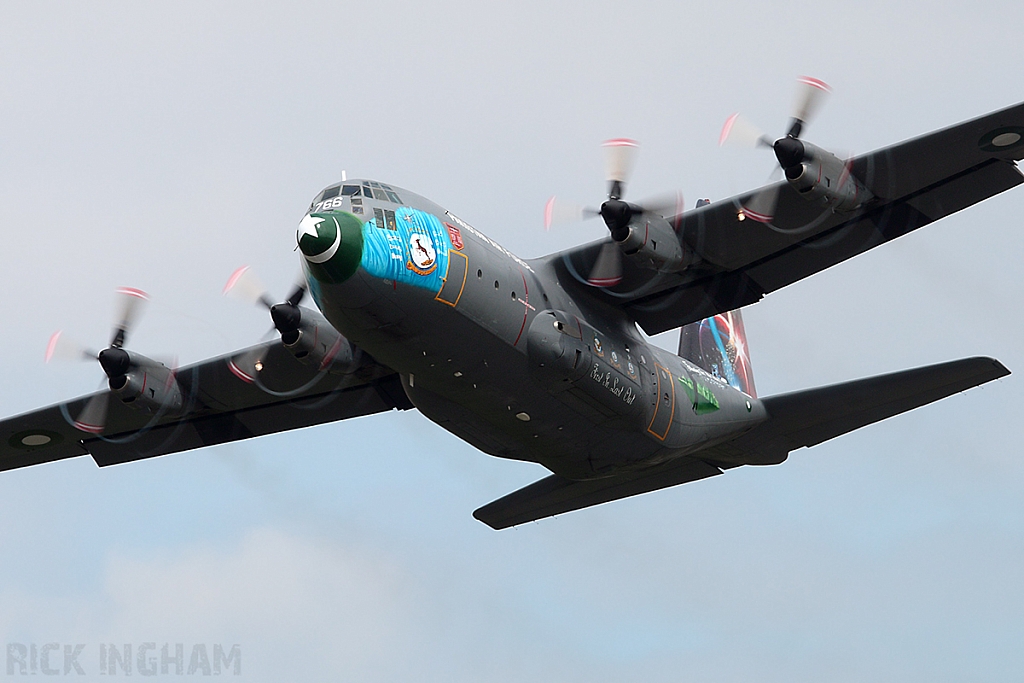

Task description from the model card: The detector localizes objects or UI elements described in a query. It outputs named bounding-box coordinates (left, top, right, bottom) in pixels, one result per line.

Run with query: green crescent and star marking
left=296, top=212, right=364, bottom=284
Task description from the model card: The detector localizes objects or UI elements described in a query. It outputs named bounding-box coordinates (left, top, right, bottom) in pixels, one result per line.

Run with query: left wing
left=0, top=342, right=410, bottom=472
left=545, top=101, right=1024, bottom=335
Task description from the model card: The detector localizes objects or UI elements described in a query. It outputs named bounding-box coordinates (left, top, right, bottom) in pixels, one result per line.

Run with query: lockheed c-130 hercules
left=2, top=78, right=1022, bottom=528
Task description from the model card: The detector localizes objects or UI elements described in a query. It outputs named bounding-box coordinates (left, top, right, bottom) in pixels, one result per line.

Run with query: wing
left=544, top=101, right=1024, bottom=335
left=0, top=342, right=410, bottom=472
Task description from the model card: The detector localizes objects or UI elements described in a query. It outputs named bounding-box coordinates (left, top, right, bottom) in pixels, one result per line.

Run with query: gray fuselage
left=299, top=180, right=766, bottom=480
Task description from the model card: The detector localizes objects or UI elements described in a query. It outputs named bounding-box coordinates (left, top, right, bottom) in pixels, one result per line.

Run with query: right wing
left=0, top=341, right=410, bottom=472
left=544, top=101, right=1024, bottom=335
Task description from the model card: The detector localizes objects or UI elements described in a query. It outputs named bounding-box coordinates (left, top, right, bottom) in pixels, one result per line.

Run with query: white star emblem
left=298, top=214, right=324, bottom=239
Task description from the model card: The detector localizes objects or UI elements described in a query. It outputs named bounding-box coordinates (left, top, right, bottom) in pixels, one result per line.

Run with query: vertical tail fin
left=678, top=309, right=756, bottom=398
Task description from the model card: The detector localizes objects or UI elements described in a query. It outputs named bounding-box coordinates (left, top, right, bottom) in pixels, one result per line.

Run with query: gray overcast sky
left=1, top=1, right=1023, bottom=681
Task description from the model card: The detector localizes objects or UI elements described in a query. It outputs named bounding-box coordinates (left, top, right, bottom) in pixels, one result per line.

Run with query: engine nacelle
left=616, top=215, right=686, bottom=272
left=283, top=309, right=356, bottom=374
left=786, top=141, right=873, bottom=213
left=109, top=357, right=184, bottom=416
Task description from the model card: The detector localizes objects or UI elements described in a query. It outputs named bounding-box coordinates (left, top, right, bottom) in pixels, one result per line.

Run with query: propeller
left=223, top=266, right=308, bottom=382
left=46, top=287, right=150, bottom=434
left=719, top=76, right=832, bottom=223
left=545, top=140, right=686, bottom=287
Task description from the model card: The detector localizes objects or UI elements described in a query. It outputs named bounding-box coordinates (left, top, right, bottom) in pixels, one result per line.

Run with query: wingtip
left=987, top=357, right=1011, bottom=378
left=471, top=507, right=504, bottom=530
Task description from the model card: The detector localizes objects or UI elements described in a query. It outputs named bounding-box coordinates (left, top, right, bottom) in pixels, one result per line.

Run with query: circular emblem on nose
left=297, top=214, right=336, bottom=262
left=297, top=212, right=365, bottom=284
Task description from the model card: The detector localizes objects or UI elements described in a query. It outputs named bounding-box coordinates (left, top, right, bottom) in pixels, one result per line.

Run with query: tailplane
left=473, top=356, right=1009, bottom=529
left=679, top=308, right=756, bottom=397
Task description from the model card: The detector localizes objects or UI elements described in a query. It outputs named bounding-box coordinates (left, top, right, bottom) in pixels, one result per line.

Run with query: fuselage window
left=321, top=186, right=341, bottom=201
left=341, top=185, right=361, bottom=196
left=384, top=209, right=397, bottom=230
left=372, top=188, right=389, bottom=201
left=373, top=208, right=386, bottom=229
left=385, top=191, right=402, bottom=203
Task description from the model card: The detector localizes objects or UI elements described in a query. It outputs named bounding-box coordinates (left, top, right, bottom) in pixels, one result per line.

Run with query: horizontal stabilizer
left=473, top=457, right=722, bottom=530
left=475, top=357, right=1008, bottom=529
left=731, top=356, right=1009, bottom=462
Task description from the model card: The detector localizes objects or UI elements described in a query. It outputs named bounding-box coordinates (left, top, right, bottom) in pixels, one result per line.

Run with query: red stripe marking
left=602, top=138, right=638, bottom=148
left=544, top=196, right=555, bottom=231
left=116, top=287, right=149, bottom=300
left=588, top=276, right=623, bottom=287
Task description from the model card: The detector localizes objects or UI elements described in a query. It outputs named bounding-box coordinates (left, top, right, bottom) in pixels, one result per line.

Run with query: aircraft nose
left=297, top=211, right=364, bottom=284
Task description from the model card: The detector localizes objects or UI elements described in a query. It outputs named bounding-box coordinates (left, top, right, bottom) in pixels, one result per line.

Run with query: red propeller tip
left=44, top=331, right=62, bottom=363
left=602, top=138, right=639, bottom=148
left=587, top=276, right=623, bottom=287
left=73, top=421, right=104, bottom=434
left=544, top=197, right=555, bottom=232
left=719, top=113, right=739, bottom=147
left=797, top=76, right=831, bottom=92
left=741, top=208, right=774, bottom=223
left=227, top=359, right=256, bottom=383
left=115, top=287, right=149, bottom=300
left=223, top=266, right=251, bottom=294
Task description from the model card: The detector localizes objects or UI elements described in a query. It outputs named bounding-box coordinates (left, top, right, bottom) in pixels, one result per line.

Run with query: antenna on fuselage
left=341, top=170, right=347, bottom=182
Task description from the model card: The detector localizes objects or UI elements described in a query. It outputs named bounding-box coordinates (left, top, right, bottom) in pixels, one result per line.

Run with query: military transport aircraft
left=2, top=79, right=1022, bottom=529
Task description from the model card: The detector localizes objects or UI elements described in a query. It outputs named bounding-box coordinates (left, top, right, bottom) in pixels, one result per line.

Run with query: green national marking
left=677, top=375, right=696, bottom=405
left=298, top=211, right=364, bottom=284
left=695, top=381, right=720, bottom=415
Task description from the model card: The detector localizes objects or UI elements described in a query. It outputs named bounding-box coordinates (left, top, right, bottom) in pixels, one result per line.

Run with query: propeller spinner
left=223, top=266, right=309, bottom=381
left=46, top=287, right=151, bottom=433
left=546, top=139, right=683, bottom=288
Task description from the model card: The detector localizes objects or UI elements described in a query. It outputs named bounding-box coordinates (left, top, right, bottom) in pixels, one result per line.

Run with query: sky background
left=0, top=1, right=1023, bottom=681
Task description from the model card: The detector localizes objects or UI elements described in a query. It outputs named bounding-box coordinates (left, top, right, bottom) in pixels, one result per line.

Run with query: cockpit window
left=308, top=180, right=403, bottom=209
